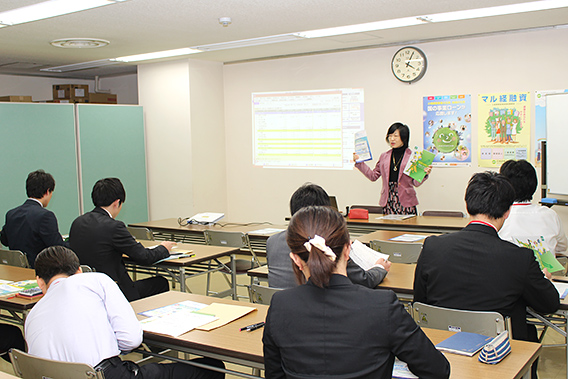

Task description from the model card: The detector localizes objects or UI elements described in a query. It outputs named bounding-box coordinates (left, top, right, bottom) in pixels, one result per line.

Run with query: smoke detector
left=219, top=17, right=231, bottom=27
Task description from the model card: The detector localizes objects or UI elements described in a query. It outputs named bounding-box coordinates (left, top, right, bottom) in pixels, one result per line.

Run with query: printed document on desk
left=196, top=303, right=256, bottom=331
left=140, top=311, right=218, bottom=337
left=350, top=240, right=389, bottom=270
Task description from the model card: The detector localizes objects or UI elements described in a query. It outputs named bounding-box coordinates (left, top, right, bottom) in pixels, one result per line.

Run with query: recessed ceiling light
left=50, top=38, right=110, bottom=48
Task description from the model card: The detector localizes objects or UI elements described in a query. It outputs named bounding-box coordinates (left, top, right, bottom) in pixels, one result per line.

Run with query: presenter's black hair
left=289, top=183, right=331, bottom=216
left=26, top=170, right=55, bottom=199
left=91, top=178, right=126, bottom=207
left=465, top=171, right=515, bottom=219
left=385, top=122, right=410, bottom=149
left=499, top=159, right=537, bottom=202
left=35, top=246, right=80, bottom=284
left=287, top=206, right=349, bottom=288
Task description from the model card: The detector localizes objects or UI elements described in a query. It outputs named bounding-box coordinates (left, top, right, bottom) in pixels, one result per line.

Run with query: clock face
left=391, top=46, right=427, bottom=83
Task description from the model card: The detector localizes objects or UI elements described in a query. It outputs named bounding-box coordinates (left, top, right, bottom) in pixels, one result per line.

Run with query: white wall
left=223, top=28, right=568, bottom=225
left=0, top=73, right=137, bottom=104
left=138, top=59, right=227, bottom=220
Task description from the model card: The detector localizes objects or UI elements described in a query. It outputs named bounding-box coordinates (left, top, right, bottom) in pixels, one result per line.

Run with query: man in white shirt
left=499, top=159, right=568, bottom=256
left=25, top=245, right=224, bottom=379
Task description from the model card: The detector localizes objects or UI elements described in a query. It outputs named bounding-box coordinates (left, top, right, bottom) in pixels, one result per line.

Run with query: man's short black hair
left=465, top=171, right=515, bottom=219
left=35, top=246, right=80, bottom=284
left=91, top=178, right=126, bottom=207
left=289, top=183, right=331, bottom=216
left=385, top=122, right=410, bottom=149
left=26, top=170, right=55, bottom=199
left=499, top=159, right=537, bottom=202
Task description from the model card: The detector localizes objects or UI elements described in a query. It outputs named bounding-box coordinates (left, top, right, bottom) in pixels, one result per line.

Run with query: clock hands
left=405, top=51, right=415, bottom=68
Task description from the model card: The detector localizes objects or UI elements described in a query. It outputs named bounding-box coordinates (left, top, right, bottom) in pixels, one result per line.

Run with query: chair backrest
left=350, top=205, right=384, bottom=214
left=10, top=348, right=105, bottom=379
left=80, top=265, right=95, bottom=273
left=0, top=250, right=30, bottom=268
left=369, top=240, right=422, bottom=264
left=421, top=210, right=466, bottom=218
left=248, top=284, right=283, bottom=304
left=412, top=302, right=506, bottom=337
left=204, top=230, right=260, bottom=265
left=126, top=226, right=155, bottom=241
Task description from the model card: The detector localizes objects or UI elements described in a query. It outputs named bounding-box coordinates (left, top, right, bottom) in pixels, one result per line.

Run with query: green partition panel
left=77, top=104, right=148, bottom=225
left=0, top=103, right=80, bottom=234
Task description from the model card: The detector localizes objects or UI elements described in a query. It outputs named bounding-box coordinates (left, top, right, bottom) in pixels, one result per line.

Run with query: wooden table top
left=0, top=265, right=40, bottom=310
left=138, top=241, right=240, bottom=267
left=130, top=218, right=286, bottom=238
left=346, top=214, right=470, bottom=233
left=131, top=291, right=540, bottom=379
left=355, top=230, right=436, bottom=245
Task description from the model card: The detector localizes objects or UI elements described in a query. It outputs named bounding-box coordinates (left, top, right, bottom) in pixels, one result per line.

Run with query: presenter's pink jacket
left=354, top=148, right=428, bottom=208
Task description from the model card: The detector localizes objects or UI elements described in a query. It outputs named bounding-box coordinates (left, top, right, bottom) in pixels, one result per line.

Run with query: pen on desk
left=240, top=322, right=265, bottom=331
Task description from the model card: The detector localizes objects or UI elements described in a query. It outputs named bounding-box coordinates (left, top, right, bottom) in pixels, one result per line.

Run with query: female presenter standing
left=353, top=122, right=431, bottom=215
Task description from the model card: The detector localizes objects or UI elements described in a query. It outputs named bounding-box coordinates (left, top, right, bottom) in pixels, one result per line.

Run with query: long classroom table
left=129, top=218, right=286, bottom=253
left=346, top=214, right=469, bottom=235
left=126, top=241, right=241, bottom=297
left=0, top=265, right=39, bottom=324
left=131, top=291, right=541, bottom=379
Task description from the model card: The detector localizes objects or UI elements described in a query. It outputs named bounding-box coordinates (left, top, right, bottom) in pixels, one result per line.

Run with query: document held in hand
left=350, top=240, right=389, bottom=271
left=354, top=130, right=372, bottom=162
left=403, top=147, right=435, bottom=182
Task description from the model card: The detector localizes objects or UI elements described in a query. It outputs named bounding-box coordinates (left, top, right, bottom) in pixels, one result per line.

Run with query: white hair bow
left=304, top=235, right=336, bottom=262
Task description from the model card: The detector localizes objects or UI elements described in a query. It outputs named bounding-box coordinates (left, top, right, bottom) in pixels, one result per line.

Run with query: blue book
left=435, top=332, right=492, bottom=356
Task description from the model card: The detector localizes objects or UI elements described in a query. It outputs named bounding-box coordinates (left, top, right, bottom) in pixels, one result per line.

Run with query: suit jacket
left=266, top=231, right=387, bottom=289
left=0, top=199, right=68, bottom=268
left=69, top=207, right=168, bottom=300
left=354, top=148, right=427, bottom=208
left=263, top=275, right=449, bottom=379
left=414, top=223, right=560, bottom=341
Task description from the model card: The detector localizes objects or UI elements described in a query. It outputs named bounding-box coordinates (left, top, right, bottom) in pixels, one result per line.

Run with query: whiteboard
left=546, top=93, right=568, bottom=196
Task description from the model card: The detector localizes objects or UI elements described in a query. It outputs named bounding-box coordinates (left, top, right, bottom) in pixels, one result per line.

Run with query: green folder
left=403, top=149, right=435, bottom=182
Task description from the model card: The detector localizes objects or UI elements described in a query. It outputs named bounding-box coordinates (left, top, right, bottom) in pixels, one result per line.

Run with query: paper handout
left=350, top=240, right=389, bottom=271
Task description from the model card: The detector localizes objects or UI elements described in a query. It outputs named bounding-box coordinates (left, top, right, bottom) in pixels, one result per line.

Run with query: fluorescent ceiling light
left=0, top=0, right=128, bottom=26
left=194, top=34, right=301, bottom=51
left=295, top=17, right=425, bottom=38
left=423, top=0, right=568, bottom=22
left=112, top=48, right=202, bottom=62
left=40, top=59, right=119, bottom=72
left=296, top=0, right=568, bottom=38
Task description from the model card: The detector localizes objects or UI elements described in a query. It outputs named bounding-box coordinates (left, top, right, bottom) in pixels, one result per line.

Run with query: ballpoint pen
left=239, top=322, right=265, bottom=331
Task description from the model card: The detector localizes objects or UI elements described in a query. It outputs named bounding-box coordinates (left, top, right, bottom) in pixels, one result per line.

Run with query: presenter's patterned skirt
left=385, top=182, right=417, bottom=215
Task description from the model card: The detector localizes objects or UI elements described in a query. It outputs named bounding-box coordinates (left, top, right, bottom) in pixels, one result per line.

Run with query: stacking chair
left=421, top=210, right=466, bottom=218
left=370, top=240, right=422, bottom=264
left=10, top=348, right=105, bottom=379
left=80, top=265, right=95, bottom=273
left=0, top=250, right=30, bottom=268
left=127, top=226, right=155, bottom=241
left=204, top=230, right=262, bottom=300
left=412, top=302, right=507, bottom=337
left=248, top=284, right=283, bottom=305
left=349, top=205, right=384, bottom=214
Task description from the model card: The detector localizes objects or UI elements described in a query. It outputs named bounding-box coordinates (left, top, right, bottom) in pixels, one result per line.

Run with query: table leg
left=179, top=267, right=186, bottom=292
left=231, top=254, right=237, bottom=300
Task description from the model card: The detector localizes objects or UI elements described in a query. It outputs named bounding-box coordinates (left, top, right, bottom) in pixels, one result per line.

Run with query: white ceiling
left=1, top=0, right=568, bottom=79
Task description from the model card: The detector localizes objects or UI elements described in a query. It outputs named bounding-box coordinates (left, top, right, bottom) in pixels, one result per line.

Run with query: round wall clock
left=391, top=46, right=427, bottom=84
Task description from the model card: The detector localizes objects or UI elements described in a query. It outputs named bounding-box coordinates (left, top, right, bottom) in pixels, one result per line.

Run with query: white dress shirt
left=25, top=272, right=143, bottom=367
left=499, top=202, right=568, bottom=255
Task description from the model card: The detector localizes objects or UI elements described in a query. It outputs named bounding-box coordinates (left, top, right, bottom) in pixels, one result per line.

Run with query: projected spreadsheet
left=253, top=88, right=364, bottom=169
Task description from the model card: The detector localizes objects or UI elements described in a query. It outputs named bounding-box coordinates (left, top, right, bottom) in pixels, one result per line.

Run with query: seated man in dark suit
left=1, top=170, right=68, bottom=268
left=267, top=183, right=390, bottom=289
left=69, top=178, right=175, bottom=301
left=414, top=171, right=559, bottom=378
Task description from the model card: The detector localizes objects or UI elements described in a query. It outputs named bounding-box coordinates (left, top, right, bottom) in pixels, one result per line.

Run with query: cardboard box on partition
left=0, top=95, right=32, bottom=102
left=52, top=84, right=89, bottom=100
left=88, top=92, right=117, bottom=104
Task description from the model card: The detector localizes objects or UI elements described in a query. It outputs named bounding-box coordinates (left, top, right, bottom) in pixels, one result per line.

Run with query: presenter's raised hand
left=353, top=153, right=360, bottom=162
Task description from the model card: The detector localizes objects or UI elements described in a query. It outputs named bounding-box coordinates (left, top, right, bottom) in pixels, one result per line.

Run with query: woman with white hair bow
left=262, top=205, right=449, bottom=379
